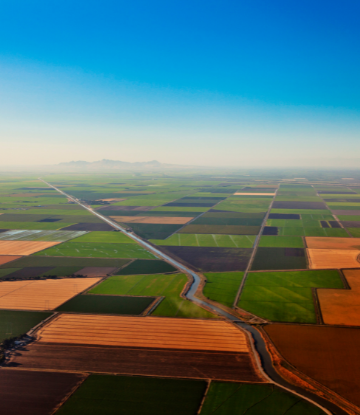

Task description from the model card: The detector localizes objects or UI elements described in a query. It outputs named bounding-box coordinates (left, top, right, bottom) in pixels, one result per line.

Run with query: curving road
left=40, top=178, right=346, bottom=415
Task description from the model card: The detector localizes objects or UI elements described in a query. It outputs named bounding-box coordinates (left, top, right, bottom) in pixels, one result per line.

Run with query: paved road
left=39, top=178, right=344, bottom=415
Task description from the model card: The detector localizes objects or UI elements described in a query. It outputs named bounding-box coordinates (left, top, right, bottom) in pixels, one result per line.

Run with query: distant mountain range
left=54, top=159, right=193, bottom=171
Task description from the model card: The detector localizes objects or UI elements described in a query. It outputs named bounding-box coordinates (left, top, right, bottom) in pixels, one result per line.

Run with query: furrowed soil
left=36, top=314, right=250, bottom=352
left=0, top=241, right=60, bottom=255
left=0, top=369, right=85, bottom=415
left=306, top=237, right=360, bottom=249
left=265, top=324, right=360, bottom=408
left=10, top=342, right=265, bottom=382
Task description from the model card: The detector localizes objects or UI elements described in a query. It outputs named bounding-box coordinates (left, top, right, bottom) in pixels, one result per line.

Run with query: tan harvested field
left=74, top=266, right=118, bottom=277
left=0, top=278, right=100, bottom=310
left=318, top=269, right=360, bottom=326
left=307, top=249, right=360, bottom=269
left=0, top=255, right=22, bottom=265
left=233, top=192, right=275, bottom=196
left=0, top=241, right=60, bottom=255
left=99, top=198, right=126, bottom=202
left=38, top=314, right=250, bottom=352
left=306, top=237, right=360, bottom=250
left=110, top=216, right=192, bottom=224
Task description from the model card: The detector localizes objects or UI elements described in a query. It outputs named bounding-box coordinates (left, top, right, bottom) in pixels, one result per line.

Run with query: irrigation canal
left=40, top=178, right=347, bottom=415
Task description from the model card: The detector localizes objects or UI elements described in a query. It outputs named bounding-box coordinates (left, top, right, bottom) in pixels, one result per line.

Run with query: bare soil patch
left=0, top=255, right=22, bottom=265
left=307, top=249, right=360, bottom=269
left=306, top=237, right=360, bottom=250
left=0, top=241, right=60, bottom=255
left=264, top=324, right=360, bottom=408
left=0, top=369, right=84, bottom=415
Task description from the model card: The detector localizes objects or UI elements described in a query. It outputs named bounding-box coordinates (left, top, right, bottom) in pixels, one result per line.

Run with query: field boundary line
left=232, top=187, right=279, bottom=308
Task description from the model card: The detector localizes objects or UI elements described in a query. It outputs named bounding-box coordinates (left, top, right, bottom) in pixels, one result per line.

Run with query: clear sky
left=1, top=0, right=359, bottom=167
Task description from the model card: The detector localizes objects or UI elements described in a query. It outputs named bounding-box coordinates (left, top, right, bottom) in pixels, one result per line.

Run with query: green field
left=56, top=294, right=155, bottom=315
left=258, top=236, right=304, bottom=248
left=32, top=242, right=156, bottom=259
left=150, top=234, right=255, bottom=248
left=239, top=270, right=343, bottom=323
left=0, top=221, right=74, bottom=230
left=89, top=273, right=216, bottom=318
left=0, top=256, right=131, bottom=269
left=0, top=310, right=52, bottom=343
left=203, top=272, right=244, bottom=307
left=178, top=224, right=260, bottom=235
left=200, top=382, right=326, bottom=415
left=348, top=228, right=360, bottom=237
left=67, top=231, right=136, bottom=243
left=56, top=374, right=207, bottom=415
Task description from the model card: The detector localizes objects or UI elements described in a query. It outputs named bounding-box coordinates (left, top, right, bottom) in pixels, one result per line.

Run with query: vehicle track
left=39, top=178, right=347, bottom=415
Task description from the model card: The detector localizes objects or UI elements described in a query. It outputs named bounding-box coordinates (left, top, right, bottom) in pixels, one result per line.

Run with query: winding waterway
left=40, top=178, right=347, bottom=415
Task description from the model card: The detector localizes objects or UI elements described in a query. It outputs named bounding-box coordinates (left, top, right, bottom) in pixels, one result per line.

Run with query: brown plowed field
left=0, top=241, right=60, bottom=256
left=306, top=237, right=360, bottom=250
left=74, top=266, right=118, bottom=277
left=0, top=255, right=22, bottom=265
left=37, top=314, right=249, bottom=352
left=110, top=216, right=192, bottom=224
left=0, top=278, right=100, bottom=310
left=264, top=324, right=360, bottom=408
left=318, top=269, right=360, bottom=325
left=307, top=249, right=360, bottom=269
left=0, top=369, right=84, bottom=415
left=9, top=342, right=265, bottom=382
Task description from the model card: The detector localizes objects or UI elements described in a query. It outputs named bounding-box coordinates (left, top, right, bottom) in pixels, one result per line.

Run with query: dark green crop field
left=0, top=310, right=52, bottom=343
left=56, top=374, right=207, bottom=415
left=203, top=272, right=244, bottom=307
left=56, top=294, right=155, bottom=315
left=117, top=259, right=177, bottom=275
left=251, top=248, right=308, bottom=270
left=200, top=382, right=326, bottom=415
left=32, top=242, right=156, bottom=259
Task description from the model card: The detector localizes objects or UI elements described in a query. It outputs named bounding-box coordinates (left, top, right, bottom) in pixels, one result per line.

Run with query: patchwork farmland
left=1, top=172, right=360, bottom=415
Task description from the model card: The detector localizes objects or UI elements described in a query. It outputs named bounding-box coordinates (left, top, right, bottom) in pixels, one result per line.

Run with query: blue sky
left=0, top=0, right=359, bottom=167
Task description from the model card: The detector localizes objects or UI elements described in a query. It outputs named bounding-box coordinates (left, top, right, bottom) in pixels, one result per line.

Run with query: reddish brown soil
left=0, top=369, right=84, bottom=415
left=264, top=324, right=360, bottom=408
left=306, top=237, right=360, bottom=250
left=9, top=343, right=265, bottom=382
left=0, top=255, right=22, bottom=265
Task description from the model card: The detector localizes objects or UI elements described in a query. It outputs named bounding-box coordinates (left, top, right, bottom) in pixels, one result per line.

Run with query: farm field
left=0, top=370, right=85, bottom=415
left=0, top=278, right=100, bottom=310
left=318, top=269, right=360, bottom=325
left=89, top=273, right=216, bottom=318
left=37, top=314, right=250, bottom=352
left=200, top=382, right=326, bottom=415
left=0, top=240, right=60, bottom=255
left=238, top=270, right=343, bottom=323
left=150, top=233, right=256, bottom=248
left=33, top=242, right=156, bottom=259
left=0, top=310, right=52, bottom=342
left=56, top=374, right=207, bottom=415
left=264, top=324, right=360, bottom=408
left=203, top=272, right=244, bottom=307
left=2, top=174, right=360, bottom=414
left=56, top=294, right=156, bottom=315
